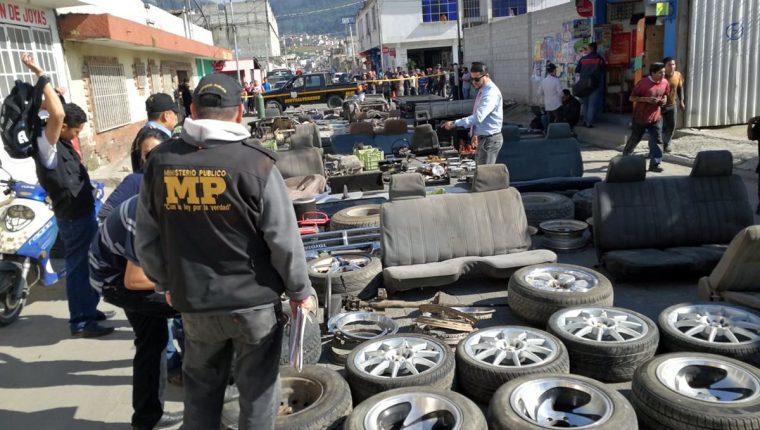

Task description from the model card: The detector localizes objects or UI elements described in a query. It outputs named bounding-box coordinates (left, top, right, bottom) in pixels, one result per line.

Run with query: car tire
left=507, top=264, right=613, bottom=326
left=345, top=387, right=487, bottom=430
left=456, top=326, right=570, bottom=404
left=279, top=310, right=322, bottom=366
left=572, top=188, right=594, bottom=221
left=266, top=101, right=283, bottom=114
left=329, top=204, right=381, bottom=231
left=658, top=302, right=760, bottom=367
left=327, top=95, right=343, bottom=109
left=307, top=254, right=381, bottom=302
left=520, top=192, right=574, bottom=227
left=221, top=366, right=352, bottom=430
left=547, top=306, right=659, bottom=382
left=489, top=373, right=638, bottom=430
left=346, top=334, right=455, bottom=403
left=632, top=352, right=760, bottom=430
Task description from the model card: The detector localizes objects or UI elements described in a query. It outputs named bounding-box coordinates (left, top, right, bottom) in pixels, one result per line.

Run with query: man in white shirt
left=538, top=63, right=564, bottom=127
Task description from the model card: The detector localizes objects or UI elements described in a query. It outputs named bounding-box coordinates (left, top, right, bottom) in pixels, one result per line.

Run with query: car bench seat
left=495, top=124, right=600, bottom=192
left=593, top=151, right=755, bottom=279
left=697, top=226, right=760, bottom=309
left=380, top=165, right=557, bottom=292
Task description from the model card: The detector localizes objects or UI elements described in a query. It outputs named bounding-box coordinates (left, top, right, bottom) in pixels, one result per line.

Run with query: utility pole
left=377, top=0, right=384, bottom=72
left=229, top=1, right=242, bottom=83
left=456, top=0, right=462, bottom=64
left=348, top=21, right=357, bottom=70
left=263, top=0, right=271, bottom=73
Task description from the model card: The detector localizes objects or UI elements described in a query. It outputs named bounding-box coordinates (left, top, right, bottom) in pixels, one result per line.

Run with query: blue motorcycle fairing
left=17, top=218, right=62, bottom=286
left=11, top=181, right=47, bottom=203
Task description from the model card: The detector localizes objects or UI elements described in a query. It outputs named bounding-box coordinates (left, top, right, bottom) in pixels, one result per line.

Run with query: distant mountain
left=146, top=0, right=361, bottom=36
left=270, top=0, right=362, bottom=35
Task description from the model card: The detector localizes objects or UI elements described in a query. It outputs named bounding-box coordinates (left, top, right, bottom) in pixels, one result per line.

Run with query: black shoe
left=663, top=145, right=672, bottom=153
left=71, top=322, right=114, bottom=338
left=648, top=164, right=664, bottom=173
left=95, top=309, right=116, bottom=321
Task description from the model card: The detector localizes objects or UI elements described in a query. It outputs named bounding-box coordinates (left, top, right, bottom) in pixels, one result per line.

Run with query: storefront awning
left=58, top=13, right=233, bottom=61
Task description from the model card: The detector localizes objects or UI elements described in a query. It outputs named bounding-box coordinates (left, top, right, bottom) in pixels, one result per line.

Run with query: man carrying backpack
left=21, top=53, right=114, bottom=337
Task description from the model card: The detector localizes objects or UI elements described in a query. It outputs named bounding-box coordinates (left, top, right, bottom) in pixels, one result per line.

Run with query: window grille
left=87, top=60, right=131, bottom=132
left=0, top=25, right=60, bottom=99
left=492, top=0, right=527, bottom=17
left=422, top=0, right=458, bottom=22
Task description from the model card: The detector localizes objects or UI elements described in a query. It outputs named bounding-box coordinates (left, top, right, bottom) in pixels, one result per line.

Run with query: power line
left=273, top=1, right=363, bottom=19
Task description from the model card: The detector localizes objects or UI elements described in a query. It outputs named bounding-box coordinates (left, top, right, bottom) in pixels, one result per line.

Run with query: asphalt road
left=0, top=146, right=758, bottom=429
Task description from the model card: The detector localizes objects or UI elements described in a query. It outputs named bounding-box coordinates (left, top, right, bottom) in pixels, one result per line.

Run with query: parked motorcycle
left=0, top=165, right=104, bottom=326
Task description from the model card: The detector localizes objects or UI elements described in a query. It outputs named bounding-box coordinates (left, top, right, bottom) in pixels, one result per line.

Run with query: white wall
left=380, top=0, right=460, bottom=45
left=57, top=0, right=214, bottom=46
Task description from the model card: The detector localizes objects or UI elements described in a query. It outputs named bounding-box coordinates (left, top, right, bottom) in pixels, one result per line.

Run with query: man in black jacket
left=23, top=53, right=113, bottom=337
left=576, top=42, right=606, bottom=128
left=136, top=73, right=315, bottom=430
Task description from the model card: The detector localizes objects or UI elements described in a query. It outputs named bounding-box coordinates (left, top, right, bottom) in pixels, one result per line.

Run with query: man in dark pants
left=23, top=53, right=113, bottom=337
left=622, top=62, right=670, bottom=172
left=90, top=196, right=183, bottom=430
left=442, top=62, right=504, bottom=165
left=576, top=42, right=606, bottom=128
left=136, top=73, right=316, bottom=430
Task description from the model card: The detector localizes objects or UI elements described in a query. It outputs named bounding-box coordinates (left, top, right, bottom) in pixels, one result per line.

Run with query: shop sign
left=0, top=2, right=49, bottom=28
left=575, top=0, right=593, bottom=18
left=608, top=32, right=631, bottom=67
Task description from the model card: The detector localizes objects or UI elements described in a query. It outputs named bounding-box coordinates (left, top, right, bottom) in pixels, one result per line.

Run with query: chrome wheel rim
left=664, top=304, right=760, bottom=345
left=555, top=308, right=648, bottom=343
left=363, top=393, right=463, bottom=430
left=310, top=254, right=371, bottom=275
left=463, top=327, right=559, bottom=368
left=523, top=266, right=598, bottom=293
left=510, top=377, right=614, bottom=428
left=353, top=336, right=444, bottom=379
left=327, top=311, right=399, bottom=342
left=656, top=357, right=760, bottom=403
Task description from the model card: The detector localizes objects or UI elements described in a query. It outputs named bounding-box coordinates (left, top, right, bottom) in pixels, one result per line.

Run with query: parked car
left=263, top=73, right=359, bottom=112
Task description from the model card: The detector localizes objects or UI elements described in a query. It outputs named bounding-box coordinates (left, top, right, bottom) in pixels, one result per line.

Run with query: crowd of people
left=357, top=63, right=474, bottom=102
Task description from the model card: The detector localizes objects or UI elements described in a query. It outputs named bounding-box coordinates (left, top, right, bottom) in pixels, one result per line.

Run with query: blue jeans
left=623, top=119, right=663, bottom=165
left=580, top=86, right=603, bottom=126
left=57, top=213, right=100, bottom=331
left=462, top=86, right=471, bottom=99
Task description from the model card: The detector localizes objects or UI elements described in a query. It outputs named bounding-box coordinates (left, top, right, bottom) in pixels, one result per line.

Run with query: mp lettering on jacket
left=163, top=168, right=232, bottom=212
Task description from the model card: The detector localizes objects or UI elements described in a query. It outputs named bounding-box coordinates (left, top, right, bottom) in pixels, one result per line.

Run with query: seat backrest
left=389, top=173, right=426, bottom=200
left=708, top=226, right=760, bottom=291
left=471, top=164, right=509, bottom=192
left=546, top=123, right=572, bottom=139
left=495, top=137, right=583, bottom=181
left=605, top=155, right=647, bottom=183
left=291, top=123, right=316, bottom=149
left=350, top=121, right=374, bottom=135
left=381, top=187, right=531, bottom=267
left=593, top=174, right=754, bottom=252
left=383, top=119, right=408, bottom=135
left=411, top=123, right=440, bottom=154
left=276, top=147, right=325, bottom=179
left=502, top=125, right=521, bottom=142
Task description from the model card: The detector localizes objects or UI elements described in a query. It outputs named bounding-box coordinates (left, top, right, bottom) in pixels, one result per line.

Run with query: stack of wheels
left=329, top=204, right=381, bottom=231
left=632, top=352, right=760, bottom=430
left=221, top=366, right=352, bottom=430
left=520, top=192, right=574, bottom=227
left=508, top=264, right=614, bottom=326
left=455, top=326, right=570, bottom=404
left=547, top=306, right=659, bottom=382
left=306, top=254, right=382, bottom=303
left=344, top=387, right=488, bottom=430
left=345, top=334, right=455, bottom=403
left=327, top=311, right=399, bottom=366
left=658, top=302, right=760, bottom=367
left=572, top=188, right=594, bottom=221
left=279, top=307, right=323, bottom=365
left=538, top=219, right=590, bottom=251
left=488, top=373, right=639, bottom=429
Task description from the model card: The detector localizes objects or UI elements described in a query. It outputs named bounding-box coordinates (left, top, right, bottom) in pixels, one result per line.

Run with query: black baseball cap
left=193, top=73, right=242, bottom=108
left=145, top=93, right=177, bottom=114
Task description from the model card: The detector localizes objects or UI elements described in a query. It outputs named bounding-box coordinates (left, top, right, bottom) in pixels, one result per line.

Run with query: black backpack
left=0, top=78, right=46, bottom=159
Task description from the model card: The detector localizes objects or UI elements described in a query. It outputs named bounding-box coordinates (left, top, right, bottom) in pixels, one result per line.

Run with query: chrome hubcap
left=523, top=267, right=598, bottom=293
left=363, top=393, right=463, bottom=430
left=464, top=327, right=558, bottom=368
left=556, top=308, right=647, bottom=342
left=656, top=357, right=760, bottom=403
left=311, top=254, right=370, bottom=275
left=354, top=337, right=444, bottom=378
left=665, top=304, right=760, bottom=344
left=510, top=377, right=614, bottom=428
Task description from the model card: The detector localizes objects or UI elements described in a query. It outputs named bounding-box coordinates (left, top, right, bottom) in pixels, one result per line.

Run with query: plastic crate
left=260, top=139, right=278, bottom=151
left=353, top=146, right=384, bottom=171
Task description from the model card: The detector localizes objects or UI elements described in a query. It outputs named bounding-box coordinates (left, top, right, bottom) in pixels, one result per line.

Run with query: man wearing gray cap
left=135, top=73, right=316, bottom=430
